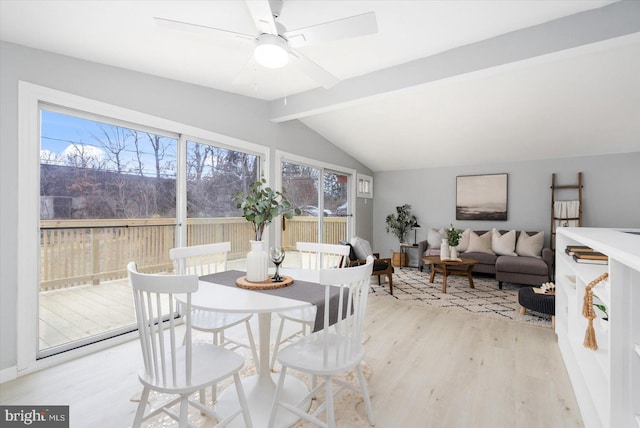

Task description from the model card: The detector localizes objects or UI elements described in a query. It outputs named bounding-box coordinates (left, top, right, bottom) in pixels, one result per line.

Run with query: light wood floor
left=1, top=295, right=584, bottom=428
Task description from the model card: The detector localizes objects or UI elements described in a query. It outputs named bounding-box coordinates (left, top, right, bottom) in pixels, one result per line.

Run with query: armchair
left=341, top=237, right=394, bottom=295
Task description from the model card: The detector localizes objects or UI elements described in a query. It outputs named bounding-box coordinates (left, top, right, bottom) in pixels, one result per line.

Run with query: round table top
left=422, top=255, right=478, bottom=266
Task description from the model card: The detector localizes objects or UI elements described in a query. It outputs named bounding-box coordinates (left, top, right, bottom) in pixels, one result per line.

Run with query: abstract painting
left=456, top=173, right=508, bottom=220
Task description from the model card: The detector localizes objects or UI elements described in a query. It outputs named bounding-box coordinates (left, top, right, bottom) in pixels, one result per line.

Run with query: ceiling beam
left=268, top=0, right=640, bottom=123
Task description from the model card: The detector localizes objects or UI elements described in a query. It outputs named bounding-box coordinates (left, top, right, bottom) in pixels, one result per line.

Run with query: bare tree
left=91, top=124, right=131, bottom=173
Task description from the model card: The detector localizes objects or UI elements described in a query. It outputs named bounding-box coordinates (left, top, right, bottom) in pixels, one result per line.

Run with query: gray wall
left=373, top=153, right=640, bottom=258
left=0, top=41, right=373, bottom=372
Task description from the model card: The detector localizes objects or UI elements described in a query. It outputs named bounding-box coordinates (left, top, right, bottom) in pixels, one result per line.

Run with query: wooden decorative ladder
left=550, top=172, right=583, bottom=250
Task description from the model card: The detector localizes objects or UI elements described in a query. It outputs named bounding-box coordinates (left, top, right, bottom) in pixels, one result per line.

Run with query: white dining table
left=176, top=268, right=319, bottom=428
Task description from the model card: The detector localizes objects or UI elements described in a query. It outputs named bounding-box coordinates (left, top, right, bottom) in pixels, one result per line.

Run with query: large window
left=185, top=140, right=259, bottom=265
left=39, top=108, right=178, bottom=357
left=30, top=100, right=265, bottom=362
left=278, top=153, right=354, bottom=267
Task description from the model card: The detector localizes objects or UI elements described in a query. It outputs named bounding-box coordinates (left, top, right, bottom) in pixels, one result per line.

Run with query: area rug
left=369, top=267, right=553, bottom=327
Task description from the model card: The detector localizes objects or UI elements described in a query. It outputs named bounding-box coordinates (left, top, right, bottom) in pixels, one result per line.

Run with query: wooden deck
left=39, top=278, right=135, bottom=350
left=38, top=253, right=307, bottom=351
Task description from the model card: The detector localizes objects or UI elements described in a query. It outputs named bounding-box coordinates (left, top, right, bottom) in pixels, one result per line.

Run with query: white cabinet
left=555, top=228, right=640, bottom=428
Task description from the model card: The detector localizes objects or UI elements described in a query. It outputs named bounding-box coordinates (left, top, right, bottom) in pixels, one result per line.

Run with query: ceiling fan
left=155, top=0, right=377, bottom=89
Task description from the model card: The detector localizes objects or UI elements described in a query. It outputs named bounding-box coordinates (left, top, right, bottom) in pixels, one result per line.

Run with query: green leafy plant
left=594, top=303, right=608, bottom=320
left=233, top=178, right=300, bottom=241
left=447, top=224, right=462, bottom=247
left=385, top=204, right=417, bottom=244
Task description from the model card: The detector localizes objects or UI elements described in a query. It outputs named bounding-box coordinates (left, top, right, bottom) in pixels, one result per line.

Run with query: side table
left=400, top=244, right=420, bottom=268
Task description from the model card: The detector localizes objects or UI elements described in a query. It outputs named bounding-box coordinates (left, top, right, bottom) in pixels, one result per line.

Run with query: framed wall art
left=456, top=173, right=508, bottom=220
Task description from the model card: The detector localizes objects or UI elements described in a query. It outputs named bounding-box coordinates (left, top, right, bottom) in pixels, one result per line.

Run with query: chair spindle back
left=296, top=242, right=350, bottom=270
left=318, top=256, right=373, bottom=365
left=169, top=242, right=230, bottom=276
left=128, top=262, right=199, bottom=388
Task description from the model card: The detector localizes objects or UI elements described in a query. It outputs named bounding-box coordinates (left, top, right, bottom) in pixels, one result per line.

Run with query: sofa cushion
left=516, top=231, right=544, bottom=258
left=496, top=255, right=548, bottom=276
left=424, top=248, right=440, bottom=257
left=491, top=229, right=517, bottom=256
left=373, top=260, right=391, bottom=272
left=351, top=237, right=374, bottom=260
left=455, top=228, right=472, bottom=252
left=462, top=251, right=498, bottom=265
left=427, top=228, right=446, bottom=248
left=466, top=231, right=494, bottom=254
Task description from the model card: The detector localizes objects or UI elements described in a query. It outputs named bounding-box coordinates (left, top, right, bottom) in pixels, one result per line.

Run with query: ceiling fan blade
left=245, top=0, right=278, bottom=35
left=288, top=47, right=339, bottom=89
left=284, top=11, right=377, bottom=48
left=154, top=17, right=255, bottom=42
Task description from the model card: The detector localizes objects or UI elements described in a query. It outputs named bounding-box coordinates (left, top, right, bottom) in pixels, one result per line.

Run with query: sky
left=40, top=109, right=177, bottom=176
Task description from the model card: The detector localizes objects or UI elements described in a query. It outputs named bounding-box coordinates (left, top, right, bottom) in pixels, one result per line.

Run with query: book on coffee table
left=440, top=257, right=462, bottom=262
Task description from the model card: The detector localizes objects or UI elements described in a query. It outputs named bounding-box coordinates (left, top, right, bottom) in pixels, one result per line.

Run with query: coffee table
left=422, top=256, right=478, bottom=293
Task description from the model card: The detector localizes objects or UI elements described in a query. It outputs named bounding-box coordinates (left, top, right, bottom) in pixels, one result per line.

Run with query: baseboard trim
left=0, top=365, right=18, bottom=384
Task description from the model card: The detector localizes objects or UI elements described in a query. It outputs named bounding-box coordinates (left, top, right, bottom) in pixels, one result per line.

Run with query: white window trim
left=274, top=150, right=357, bottom=246
left=17, top=81, right=269, bottom=375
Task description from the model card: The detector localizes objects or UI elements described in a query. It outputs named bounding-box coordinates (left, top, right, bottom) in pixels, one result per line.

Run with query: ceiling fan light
left=254, top=34, right=289, bottom=69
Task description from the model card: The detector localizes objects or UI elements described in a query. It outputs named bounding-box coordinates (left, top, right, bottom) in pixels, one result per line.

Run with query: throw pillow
left=466, top=230, right=494, bottom=254
left=455, top=228, right=472, bottom=252
left=427, top=228, right=446, bottom=248
left=351, top=236, right=373, bottom=260
left=491, top=229, right=517, bottom=256
left=340, top=240, right=358, bottom=263
left=516, top=231, right=544, bottom=258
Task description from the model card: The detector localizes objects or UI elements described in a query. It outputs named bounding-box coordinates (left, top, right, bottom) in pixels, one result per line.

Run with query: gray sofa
left=417, top=230, right=553, bottom=289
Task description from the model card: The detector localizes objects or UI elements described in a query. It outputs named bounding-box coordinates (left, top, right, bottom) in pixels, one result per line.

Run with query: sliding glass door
left=280, top=158, right=352, bottom=266
left=39, top=108, right=178, bottom=357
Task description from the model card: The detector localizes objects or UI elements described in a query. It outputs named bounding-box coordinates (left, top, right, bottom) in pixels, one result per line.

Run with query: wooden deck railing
left=40, top=216, right=347, bottom=291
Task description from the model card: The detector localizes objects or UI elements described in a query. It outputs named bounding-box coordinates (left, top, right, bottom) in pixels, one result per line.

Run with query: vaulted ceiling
left=1, top=1, right=639, bottom=171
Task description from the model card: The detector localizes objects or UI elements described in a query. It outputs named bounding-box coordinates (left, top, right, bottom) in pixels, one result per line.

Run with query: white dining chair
left=170, top=243, right=259, bottom=401
left=268, top=256, right=375, bottom=428
left=128, top=262, right=253, bottom=428
left=270, top=242, right=350, bottom=370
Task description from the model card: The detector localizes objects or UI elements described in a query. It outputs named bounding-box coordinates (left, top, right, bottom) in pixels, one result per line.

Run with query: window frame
left=275, top=150, right=356, bottom=246
left=17, top=81, right=269, bottom=374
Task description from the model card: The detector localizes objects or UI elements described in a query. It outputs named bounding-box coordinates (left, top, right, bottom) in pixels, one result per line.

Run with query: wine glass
left=270, top=247, right=285, bottom=282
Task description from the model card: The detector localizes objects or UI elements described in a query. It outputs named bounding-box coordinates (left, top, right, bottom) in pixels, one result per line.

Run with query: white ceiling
left=1, top=0, right=639, bottom=172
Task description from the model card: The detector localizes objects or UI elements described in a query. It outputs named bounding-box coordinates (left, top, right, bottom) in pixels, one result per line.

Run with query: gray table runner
left=199, top=270, right=347, bottom=332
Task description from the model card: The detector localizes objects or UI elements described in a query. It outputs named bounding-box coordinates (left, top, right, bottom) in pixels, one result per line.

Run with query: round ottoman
left=518, top=287, right=555, bottom=327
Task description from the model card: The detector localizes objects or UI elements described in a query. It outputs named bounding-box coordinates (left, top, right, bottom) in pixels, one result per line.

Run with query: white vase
left=246, top=240, right=268, bottom=282
left=450, top=246, right=458, bottom=259
left=440, top=239, right=450, bottom=259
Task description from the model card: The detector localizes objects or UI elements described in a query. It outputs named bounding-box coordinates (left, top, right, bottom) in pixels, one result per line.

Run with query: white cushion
left=351, top=236, right=373, bottom=260
left=426, top=228, right=446, bottom=248
left=455, top=228, right=472, bottom=252
left=491, top=229, right=517, bottom=256
left=516, top=231, right=544, bottom=258
left=466, top=231, right=494, bottom=254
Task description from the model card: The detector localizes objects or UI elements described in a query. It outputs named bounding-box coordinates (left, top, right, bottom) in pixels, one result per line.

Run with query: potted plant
left=233, top=177, right=300, bottom=241
left=446, top=224, right=462, bottom=258
left=385, top=204, right=417, bottom=244
left=233, top=178, right=300, bottom=281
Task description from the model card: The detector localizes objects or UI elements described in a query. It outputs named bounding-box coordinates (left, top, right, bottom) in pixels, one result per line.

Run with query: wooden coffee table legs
left=427, top=261, right=476, bottom=293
